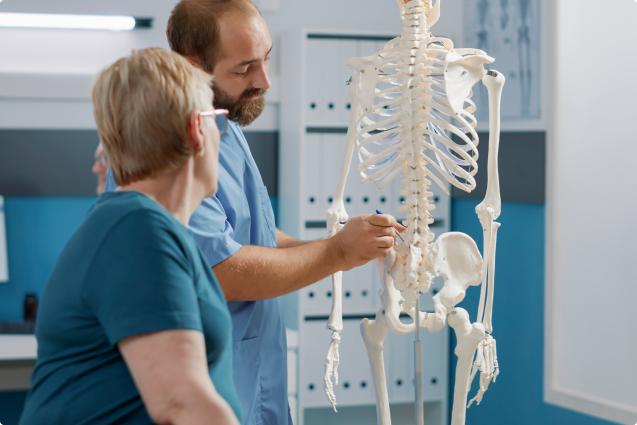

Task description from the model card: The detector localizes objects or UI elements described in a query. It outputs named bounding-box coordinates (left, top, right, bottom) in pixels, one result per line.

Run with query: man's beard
left=213, top=85, right=267, bottom=127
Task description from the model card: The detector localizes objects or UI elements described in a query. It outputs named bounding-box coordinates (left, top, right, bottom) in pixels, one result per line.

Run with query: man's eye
left=235, top=69, right=249, bottom=76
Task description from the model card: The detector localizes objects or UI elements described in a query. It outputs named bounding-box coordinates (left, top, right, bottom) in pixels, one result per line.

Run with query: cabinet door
left=303, top=133, right=324, bottom=220
left=387, top=322, right=446, bottom=403
left=337, top=40, right=358, bottom=125
left=299, top=320, right=377, bottom=408
left=320, top=39, right=342, bottom=125
left=341, top=262, right=376, bottom=314
left=305, top=40, right=324, bottom=124
left=322, top=133, right=347, bottom=211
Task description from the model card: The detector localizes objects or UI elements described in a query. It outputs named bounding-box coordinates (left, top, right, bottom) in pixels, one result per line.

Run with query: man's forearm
left=213, top=238, right=343, bottom=301
left=276, top=228, right=307, bottom=248
left=214, top=214, right=401, bottom=302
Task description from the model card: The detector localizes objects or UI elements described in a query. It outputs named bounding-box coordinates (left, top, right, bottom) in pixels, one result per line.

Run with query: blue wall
left=0, top=197, right=97, bottom=321
left=0, top=195, right=276, bottom=322
left=0, top=197, right=96, bottom=425
left=449, top=199, right=619, bottom=425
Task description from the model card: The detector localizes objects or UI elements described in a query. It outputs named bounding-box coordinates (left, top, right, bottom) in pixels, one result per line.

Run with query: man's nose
left=251, top=63, right=271, bottom=90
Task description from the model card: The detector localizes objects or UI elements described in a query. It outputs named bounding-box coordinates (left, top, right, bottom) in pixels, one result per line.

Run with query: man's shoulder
left=221, top=121, right=249, bottom=153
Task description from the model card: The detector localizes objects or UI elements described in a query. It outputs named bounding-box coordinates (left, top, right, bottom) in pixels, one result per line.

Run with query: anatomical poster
left=463, top=0, right=541, bottom=119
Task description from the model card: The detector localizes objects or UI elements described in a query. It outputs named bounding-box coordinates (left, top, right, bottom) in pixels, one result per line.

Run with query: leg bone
left=361, top=313, right=391, bottom=425
left=448, top=307, right=485, bottom=425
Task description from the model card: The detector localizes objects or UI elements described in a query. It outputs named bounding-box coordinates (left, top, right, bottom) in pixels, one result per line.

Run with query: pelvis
left=377, top=232, right=482, bottom=335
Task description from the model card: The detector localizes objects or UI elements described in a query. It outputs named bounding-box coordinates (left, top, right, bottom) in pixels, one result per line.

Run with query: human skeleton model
left=322, top=1, right=505, bottom=424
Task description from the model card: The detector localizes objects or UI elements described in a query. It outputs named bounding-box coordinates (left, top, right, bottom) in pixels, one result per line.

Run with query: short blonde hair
left=92, top=46, right=213, bottom=186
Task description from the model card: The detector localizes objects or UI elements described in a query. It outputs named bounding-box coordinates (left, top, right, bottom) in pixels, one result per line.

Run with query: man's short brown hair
left=92, top=47, right=213, bottom=186
left=167, top=0, right=261, bottom=73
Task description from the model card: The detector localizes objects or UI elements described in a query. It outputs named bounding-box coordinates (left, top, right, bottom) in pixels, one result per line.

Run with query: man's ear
left=188, top=110, right=205, bottom=156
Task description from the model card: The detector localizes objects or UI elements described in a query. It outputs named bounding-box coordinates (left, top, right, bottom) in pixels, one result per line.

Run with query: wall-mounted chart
left=0, top=196, right=8, bottom=283
left=463, top=0, right=541, bottom=119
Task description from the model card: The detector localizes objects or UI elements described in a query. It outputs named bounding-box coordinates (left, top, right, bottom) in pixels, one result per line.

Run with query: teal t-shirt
left=20, top=191, right=243, bottom=425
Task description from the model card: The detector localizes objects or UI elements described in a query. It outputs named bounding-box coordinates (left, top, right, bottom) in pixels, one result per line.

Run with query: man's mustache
left=239, top=88, right=267, bottom=101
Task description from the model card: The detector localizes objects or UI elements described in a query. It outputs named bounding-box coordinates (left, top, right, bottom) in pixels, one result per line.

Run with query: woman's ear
left=184, top=56, right=202, bottom=70
left=188, top=110, right=205, bottom=157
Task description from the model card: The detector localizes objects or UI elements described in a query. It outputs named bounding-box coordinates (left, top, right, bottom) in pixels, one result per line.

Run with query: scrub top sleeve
left=83, top=210, right=202, bottom=346
left=104, top=168, right=118, bottom=193
left=189, top=196, right=242, bottom=267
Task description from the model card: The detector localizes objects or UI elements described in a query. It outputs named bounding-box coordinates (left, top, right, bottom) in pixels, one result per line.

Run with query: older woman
left=19, top=47, right=240, bottom=425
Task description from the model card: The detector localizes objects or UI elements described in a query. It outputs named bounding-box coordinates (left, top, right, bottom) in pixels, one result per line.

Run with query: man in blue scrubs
left=107, top=1, right=402, bottom=423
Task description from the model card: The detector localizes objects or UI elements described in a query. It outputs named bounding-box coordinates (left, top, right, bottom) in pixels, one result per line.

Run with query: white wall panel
left=545, top=1, right=637, bottom=424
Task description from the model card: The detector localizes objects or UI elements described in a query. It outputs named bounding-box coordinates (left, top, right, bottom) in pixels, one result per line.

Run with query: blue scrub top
left=105, top=121, right=290, bottom=425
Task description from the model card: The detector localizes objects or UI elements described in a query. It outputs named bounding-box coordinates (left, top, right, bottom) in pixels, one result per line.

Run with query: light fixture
left=0, top=12, right=153, bottom=31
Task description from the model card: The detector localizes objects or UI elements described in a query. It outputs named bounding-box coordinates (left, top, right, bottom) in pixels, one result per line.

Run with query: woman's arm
left=119, top=329, right=240, bottom=425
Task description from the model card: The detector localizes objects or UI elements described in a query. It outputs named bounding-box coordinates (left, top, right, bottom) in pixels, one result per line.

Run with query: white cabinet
left=280, top=30, right=450, bottom=425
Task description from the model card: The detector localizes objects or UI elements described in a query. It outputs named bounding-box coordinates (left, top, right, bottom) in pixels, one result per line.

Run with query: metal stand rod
left=414, top=293, right=423, bottom=425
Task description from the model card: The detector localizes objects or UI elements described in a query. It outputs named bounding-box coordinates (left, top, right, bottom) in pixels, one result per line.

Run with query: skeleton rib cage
left=323, top=1, right=506, bottom=424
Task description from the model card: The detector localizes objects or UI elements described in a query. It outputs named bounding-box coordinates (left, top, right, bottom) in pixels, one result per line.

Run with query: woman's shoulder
left=92, top=192, right=175, bottom=228
left=83, top=192, right=187, bottom=251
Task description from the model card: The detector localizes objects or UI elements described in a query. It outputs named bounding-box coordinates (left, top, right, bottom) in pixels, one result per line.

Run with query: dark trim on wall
left=0, top=129, right=280, bottom=198
left=307, top=34, right=397, bottom=42
left=452, top=131, right=546, bottom=204
left=0, top=130, right=100, bottom=197
left=306, top=127, right=349, bottom=134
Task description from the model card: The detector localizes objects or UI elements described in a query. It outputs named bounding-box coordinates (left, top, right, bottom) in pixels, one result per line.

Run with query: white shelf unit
left=280, top=30, right=451, bottom=425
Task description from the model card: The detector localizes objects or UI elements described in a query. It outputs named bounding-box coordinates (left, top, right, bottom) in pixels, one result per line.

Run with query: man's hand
left=332, top=214, right=405, bottom=271
left=214, top=213, right=404, bottom=301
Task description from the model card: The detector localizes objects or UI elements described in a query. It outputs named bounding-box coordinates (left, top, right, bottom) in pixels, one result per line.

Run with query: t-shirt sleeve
left=83, top=210, right=202, bottom=346
left=189, top=196, right=242, bottom=267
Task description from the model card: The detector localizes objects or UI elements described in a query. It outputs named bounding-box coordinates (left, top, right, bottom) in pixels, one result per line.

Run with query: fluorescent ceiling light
left=0, top=13, right=152, bottom=31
